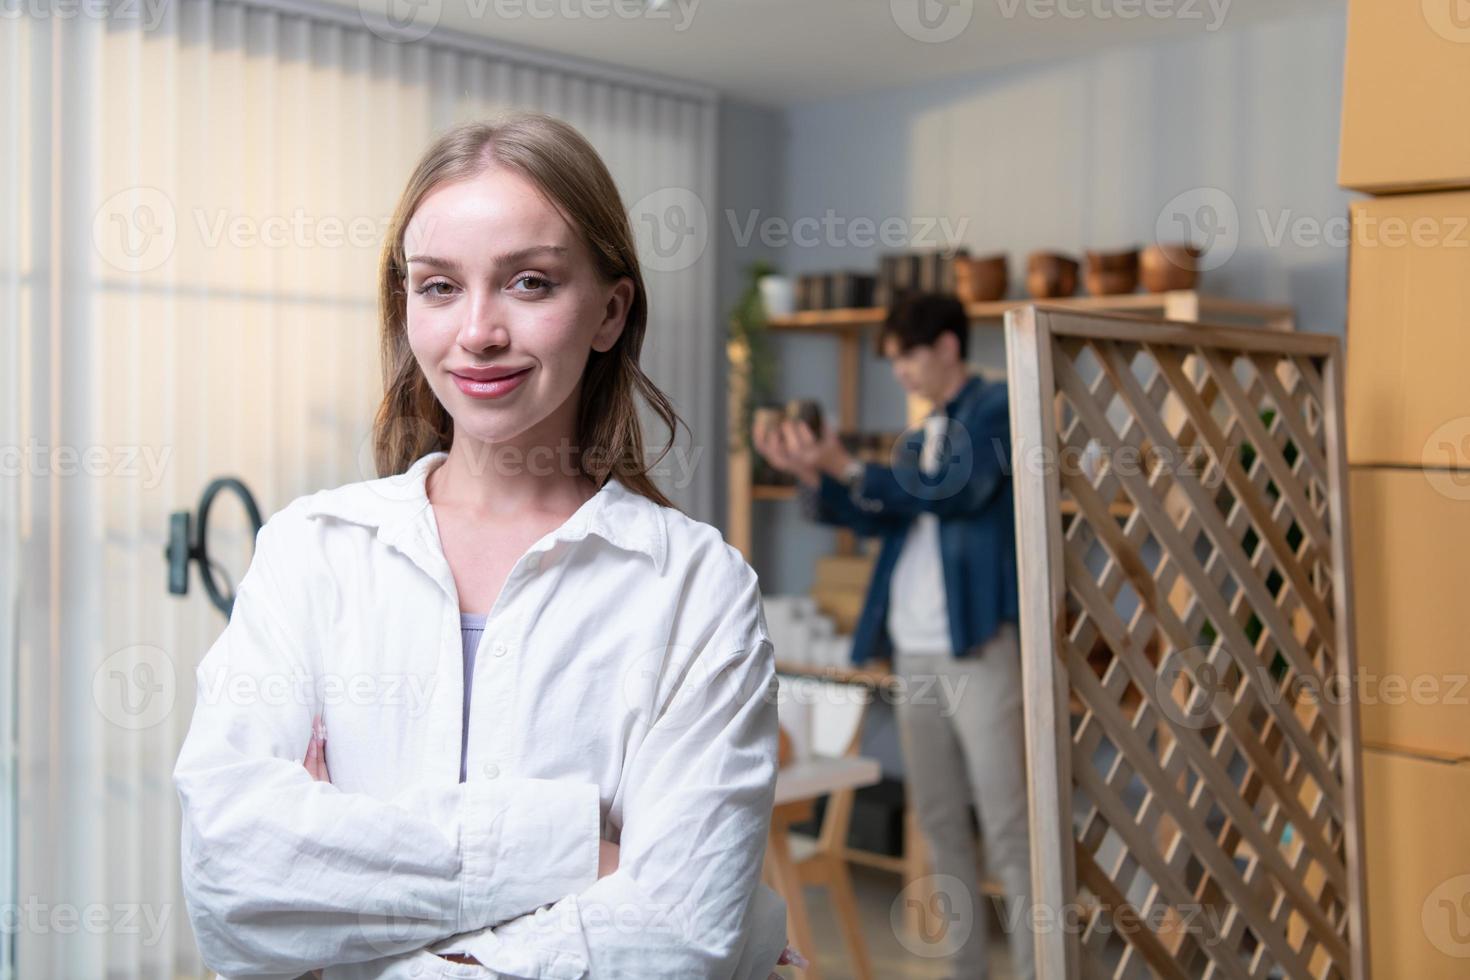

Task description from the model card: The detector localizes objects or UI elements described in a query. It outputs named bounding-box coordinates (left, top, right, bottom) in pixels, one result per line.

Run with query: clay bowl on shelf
left=1084, top=247, right=1141, bottom=295
left=953, top=253, right=1009, bottom=303
left=1026, top=251, right=1080, bottom=299
left=1140, top=243, right=1204, bottom=293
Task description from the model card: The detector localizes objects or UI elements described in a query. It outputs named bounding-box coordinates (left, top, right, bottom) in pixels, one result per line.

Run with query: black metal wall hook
left=165, top=477, right=264, bottom=620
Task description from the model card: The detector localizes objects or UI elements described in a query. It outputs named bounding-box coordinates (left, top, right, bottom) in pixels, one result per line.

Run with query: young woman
left=173, top=113, right=804, bottom=980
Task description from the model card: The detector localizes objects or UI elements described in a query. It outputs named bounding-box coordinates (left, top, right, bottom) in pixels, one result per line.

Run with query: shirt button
left=483, top=763, right=500, bottom=778
left=526, top=555, right=541, bottom=571
left=492, top=640, right=509, bottom=658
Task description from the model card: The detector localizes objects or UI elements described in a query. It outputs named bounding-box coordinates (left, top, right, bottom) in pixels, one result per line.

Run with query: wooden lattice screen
left=1004, top=308, right=1369, bottom=980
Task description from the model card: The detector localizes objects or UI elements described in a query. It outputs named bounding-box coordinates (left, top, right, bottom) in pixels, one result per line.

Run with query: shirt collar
left=303, top=450, right=668, bottom=576
left=942, top=372, right=983, bottom=416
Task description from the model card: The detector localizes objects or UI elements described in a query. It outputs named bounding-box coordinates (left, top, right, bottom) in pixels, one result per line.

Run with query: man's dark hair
left=876, top=292, right=969, bottom=360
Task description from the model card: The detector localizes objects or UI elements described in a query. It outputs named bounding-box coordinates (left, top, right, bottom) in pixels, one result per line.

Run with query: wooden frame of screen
left=1004, top=306, right=1369, bottom=979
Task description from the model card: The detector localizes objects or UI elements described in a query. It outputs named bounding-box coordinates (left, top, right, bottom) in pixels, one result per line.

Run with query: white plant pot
left=757, top=275, right=795, bottom=318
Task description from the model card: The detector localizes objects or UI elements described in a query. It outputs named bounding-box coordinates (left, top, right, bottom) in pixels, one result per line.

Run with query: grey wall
left=749, top=4, right=1353, bottom=596
left=712, top=97, right=789, bottom=531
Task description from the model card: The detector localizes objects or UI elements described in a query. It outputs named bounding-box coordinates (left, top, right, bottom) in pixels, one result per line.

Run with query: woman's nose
left=458, top=291, right=510, bottom=350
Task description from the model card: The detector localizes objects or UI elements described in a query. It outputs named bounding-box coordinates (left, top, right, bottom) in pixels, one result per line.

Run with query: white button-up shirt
left=173, top=451, right=788, bottom=979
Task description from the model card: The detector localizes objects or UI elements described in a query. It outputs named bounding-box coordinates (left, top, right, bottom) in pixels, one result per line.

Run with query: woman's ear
left=591, top=276, right=634, bottom=353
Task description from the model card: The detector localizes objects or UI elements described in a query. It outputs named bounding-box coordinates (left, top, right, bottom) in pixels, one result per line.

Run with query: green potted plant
left=728, top=260, right=781, bottom=459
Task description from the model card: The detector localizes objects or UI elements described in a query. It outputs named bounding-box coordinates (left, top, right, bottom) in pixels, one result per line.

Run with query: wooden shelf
left=727, top=291, right=1294, bottom=560
left=752, top=483, right=798, bottom=501
left=766, top=290, right=1295, bottom=334
left=733, top=291, right=1292, bottom=956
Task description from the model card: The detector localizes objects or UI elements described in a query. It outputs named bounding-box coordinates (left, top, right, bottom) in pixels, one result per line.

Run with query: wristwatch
left=841, top=458, right=885, bottom=513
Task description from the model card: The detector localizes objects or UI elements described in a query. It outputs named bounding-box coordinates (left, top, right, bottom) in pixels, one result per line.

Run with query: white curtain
left=0, top=2, right=719, bottom=975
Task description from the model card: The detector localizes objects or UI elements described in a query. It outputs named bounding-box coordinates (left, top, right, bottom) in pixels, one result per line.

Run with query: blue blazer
left=798, top=373, right=1020, bottom=665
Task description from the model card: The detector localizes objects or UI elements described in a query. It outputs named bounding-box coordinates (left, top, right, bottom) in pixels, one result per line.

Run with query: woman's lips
left=451, top=367, right=531, bottom=399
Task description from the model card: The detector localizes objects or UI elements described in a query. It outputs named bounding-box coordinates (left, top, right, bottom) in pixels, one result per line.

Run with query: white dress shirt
left=172, top=450, right=788, bottom=980
left=886, top=413, right=954, bottom=656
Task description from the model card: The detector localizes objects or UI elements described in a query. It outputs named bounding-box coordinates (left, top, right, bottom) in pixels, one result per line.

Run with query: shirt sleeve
left=315, top=880, right=787, bottom=980
left=843, top=401, right=1011, bottom=520
left=173, top=504, right=601, bottom=979
left=796, top=474, right=905, bottom=538
left=422, top=565, right=788, bottom=980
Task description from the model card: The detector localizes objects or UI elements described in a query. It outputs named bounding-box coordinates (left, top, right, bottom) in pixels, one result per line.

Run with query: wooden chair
left=771, top=663, right=1012, bottom=962
left=766, top=701, right=881, bottom=979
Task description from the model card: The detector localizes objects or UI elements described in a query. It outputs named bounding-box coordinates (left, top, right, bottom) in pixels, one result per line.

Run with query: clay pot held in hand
left=753, top=406, right=783, bottom=445
left=953, top=253, right=1009, bottom=303
left=785, top=399, right=824, bottom=439
left=1084, top=247, right=1141, bottom=295
left=1026, top=251, right=1080, bottom=299
left=1140, top=243, right=1204, bottom=292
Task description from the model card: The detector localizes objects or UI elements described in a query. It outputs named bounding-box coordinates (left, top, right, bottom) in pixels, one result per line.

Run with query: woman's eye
left=511, top=274, right=554, bottom=294
left=414, top=279, right=456, bottom=298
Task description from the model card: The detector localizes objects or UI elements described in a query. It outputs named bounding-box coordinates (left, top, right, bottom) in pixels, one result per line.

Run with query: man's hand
left=752, top=417, right=853, bottom=488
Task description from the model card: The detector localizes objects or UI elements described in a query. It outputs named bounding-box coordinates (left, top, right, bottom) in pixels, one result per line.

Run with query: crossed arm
left=173, top=511, right=798, bottom=979
left=299, top=713, right=803, bottom=980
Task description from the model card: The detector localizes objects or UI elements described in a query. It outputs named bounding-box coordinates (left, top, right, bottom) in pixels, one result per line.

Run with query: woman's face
left=403, top=165, right=632, bottom=454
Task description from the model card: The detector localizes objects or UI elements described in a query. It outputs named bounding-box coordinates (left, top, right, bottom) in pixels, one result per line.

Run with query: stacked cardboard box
left=1361, top=749, right=1470, bottom=973
left=1340, top=4, right=1470, bottom=973
left=1339, top=0, right=1470, bottom=194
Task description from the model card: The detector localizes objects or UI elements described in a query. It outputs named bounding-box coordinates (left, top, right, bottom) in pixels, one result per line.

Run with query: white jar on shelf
left=757, top=274, right=796, bottom=318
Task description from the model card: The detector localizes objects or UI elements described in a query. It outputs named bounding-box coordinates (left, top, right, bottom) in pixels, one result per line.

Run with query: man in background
left=753, top=292, right=1033, bottom=980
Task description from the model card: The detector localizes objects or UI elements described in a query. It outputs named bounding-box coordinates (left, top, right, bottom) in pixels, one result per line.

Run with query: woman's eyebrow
left=406, top=245, right=567, bottom=271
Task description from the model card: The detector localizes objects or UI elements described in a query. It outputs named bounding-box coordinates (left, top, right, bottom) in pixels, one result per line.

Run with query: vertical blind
left=0, top=2, right=719, bottom=975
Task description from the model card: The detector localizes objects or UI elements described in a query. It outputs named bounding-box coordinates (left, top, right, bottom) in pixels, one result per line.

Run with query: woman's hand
left=599, top=838, right=620, bottom=878
left=299, top=717, right=487, bottom=973
left=771, top=942, right=809, bottom=976
left=304, top=715, right=330, bottom=783
left=302, top=716, right=331, bottom=979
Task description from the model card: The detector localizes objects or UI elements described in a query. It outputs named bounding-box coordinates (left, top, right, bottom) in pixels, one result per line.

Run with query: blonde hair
left=372, top=112, right=683, bottom=509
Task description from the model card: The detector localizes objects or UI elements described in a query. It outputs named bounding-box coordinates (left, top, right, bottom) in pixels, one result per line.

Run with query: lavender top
left=459, top=612, right=487, bottom=782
